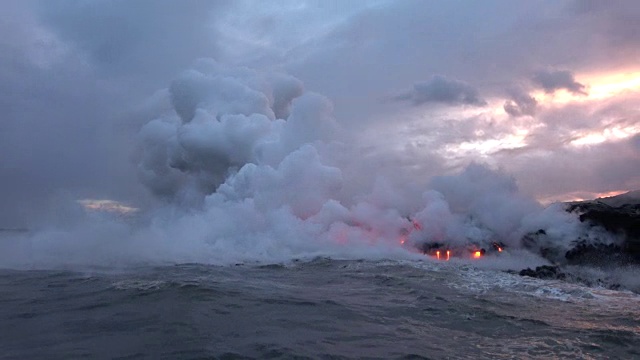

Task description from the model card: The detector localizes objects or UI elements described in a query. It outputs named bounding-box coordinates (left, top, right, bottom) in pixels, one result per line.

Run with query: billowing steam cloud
left=0, top=61, right=616, bottom=268
left=136, top=60, right=310, bottom=202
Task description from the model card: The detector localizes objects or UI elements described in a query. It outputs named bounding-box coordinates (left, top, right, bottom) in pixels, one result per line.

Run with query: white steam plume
left=0, top=61, right=612, bottom=268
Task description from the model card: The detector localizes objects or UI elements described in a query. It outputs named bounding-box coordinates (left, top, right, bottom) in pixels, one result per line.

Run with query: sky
left=1, top=0, right=639, bottom=227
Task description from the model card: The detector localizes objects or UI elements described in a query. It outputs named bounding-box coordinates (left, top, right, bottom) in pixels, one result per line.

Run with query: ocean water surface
left=2, top=258, right=639, bottom=359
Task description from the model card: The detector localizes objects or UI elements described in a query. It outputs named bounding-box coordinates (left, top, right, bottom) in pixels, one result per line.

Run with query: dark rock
left=514, top=266, right=626, bottom=291
left=568, top=202, right=640, bottom=237
left=419, top=242, right=445, bottom=251
left=522, top=199, right=640, bottom=266
left=519, top=265, right=566, bottom=280
left=567, top=202, right=640, bottom=261
left=564, top=240, right=634, bottom=266
left=516, top=193, right=640, bottom=291
left=570, top=275, right=622, bottom=291
left=609, top=283, right=622, bottom=291
left=521, top=229, right=564, bottom=263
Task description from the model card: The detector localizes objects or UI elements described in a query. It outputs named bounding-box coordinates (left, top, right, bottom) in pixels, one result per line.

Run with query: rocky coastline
left=518, top=191, right=640, bottom=291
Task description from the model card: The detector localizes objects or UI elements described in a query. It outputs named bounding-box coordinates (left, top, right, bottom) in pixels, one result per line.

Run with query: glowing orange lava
left=473, top=251, right=482, bottom=259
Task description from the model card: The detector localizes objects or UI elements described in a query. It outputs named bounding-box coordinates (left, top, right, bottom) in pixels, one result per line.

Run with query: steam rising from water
left=0, top=61, right=616, bottom=268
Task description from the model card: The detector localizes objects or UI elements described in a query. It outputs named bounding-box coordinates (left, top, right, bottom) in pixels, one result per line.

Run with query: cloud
left=496, top=93, right=640, bottom=199
left=568, top=0, right=640, bottom=50
left=532, top=69, right=587, bottom=95
left=501, top=135, right=640, bottom=201
left=37, top=0, right=228, bottom=90
left=1, top=0, right=639, bottom=230
left=3, top=1, right=639, bottom=268
left=136, top=61, right=334, bottom=204
left=0, top=1, right=231, bottom=227
left=394, top=75, right=486, bottom=107
left=632, top=133, right=640, bottom=151
left=503, top=88, right=538, bottom=117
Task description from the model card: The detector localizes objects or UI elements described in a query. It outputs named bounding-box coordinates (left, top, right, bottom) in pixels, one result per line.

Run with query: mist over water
left=0, top=61, right=618, bottom=270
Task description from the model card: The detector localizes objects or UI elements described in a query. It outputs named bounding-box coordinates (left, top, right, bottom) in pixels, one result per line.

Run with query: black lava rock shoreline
left=524, top=195, right=640, bottom=266
left=516, top=192, right=640, bottom=291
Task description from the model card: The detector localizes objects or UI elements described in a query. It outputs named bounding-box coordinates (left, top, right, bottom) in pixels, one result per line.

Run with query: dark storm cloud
left=532, top=70, right=587, bottom=95
left=394, top=75, right=486, bottom=107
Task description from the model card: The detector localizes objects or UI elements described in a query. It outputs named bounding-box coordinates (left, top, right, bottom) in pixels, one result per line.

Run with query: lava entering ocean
left=0, top=60, right=633, bottom=282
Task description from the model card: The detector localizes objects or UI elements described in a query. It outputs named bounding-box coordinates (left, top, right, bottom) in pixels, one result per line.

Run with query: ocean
left=2, top=258, right=639, bottom=359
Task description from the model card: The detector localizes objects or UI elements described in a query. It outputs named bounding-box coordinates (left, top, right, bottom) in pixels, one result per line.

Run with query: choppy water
left=1, top=259, right=639, bottom=359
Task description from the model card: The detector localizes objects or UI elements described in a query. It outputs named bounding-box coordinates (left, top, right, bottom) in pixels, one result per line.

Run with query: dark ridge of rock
left=521, top=229, right=565, bottom=263
left=514, top=192, right=640, bottom=292
left=418, top=242, right=447, bottom=253
left=568, top=202, right=640, bottom=238
left=515, top=265, right=623, bottom=291
left=567, top=202, right=640, bottom=260
left=521, top=199, right=640, bottom=266
left=569, top=275, right=622, bottom=291
left=519, top=265, right=566, bottom=280
left=564, top=240, right=634, bottom=266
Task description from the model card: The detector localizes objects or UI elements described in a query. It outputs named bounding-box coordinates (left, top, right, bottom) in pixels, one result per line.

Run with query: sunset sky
left=1, top=0, right=639, bottom=225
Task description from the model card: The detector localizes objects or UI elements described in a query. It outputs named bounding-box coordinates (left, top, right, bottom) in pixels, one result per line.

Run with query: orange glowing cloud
left=533, top=70, right=640, bottom=105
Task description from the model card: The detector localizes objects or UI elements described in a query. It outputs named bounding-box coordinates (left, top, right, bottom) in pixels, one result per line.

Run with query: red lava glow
left=433, top=250, right=451, bottom=261
left=412, top=220, right=423, bottom=231
left=399, top=219, right=497, bottom=262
